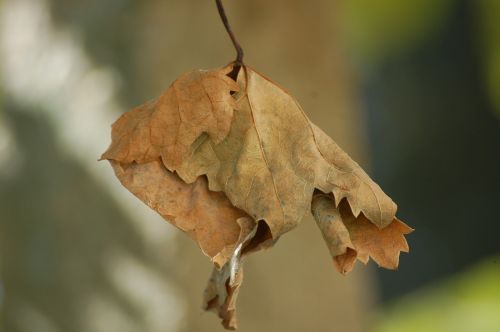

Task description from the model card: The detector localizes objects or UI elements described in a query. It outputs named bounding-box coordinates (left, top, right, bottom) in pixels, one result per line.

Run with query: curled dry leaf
left=204, top=219, right=257, bottom=330
left=312, top=194, right=413, bottom=275
left=101, top=63, right=413, bottom=329
left=109, top=159, right=255, bottom=268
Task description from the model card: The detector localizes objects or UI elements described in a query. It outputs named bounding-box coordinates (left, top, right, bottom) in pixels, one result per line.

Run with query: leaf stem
left=215, top=0, right=244, bottom=65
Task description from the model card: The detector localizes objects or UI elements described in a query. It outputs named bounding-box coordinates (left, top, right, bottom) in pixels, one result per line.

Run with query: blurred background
left=1, top=0, right=499, bottom=331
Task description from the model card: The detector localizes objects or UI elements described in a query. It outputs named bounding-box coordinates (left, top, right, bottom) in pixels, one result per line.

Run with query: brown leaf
left=103, top=63, right=399, bottom=241
left=101, top=62, right=413, bottom=329
left=204, top=265, right=243, bottom=330
left=311, top=124, right=398, bottom=228
left=312, top=194, right=413, bottom=274
left=102, top=65, right=239, bottom=168
left=204, top=219, right=257, bottom=330
left=110, top=159, right=253, bottom=268
left=173, top=65, right=397, bottom=239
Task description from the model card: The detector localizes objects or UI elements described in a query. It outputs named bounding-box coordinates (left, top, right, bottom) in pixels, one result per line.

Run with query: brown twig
left=215, top=0, right=244, bottom=65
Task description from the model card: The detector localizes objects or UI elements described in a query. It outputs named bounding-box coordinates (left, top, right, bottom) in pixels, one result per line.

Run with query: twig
left=215, top=0, right=244, bottom=65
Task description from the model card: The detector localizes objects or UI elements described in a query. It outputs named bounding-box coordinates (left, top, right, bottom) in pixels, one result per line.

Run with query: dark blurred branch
left=215, top=0, right=244, bottom=65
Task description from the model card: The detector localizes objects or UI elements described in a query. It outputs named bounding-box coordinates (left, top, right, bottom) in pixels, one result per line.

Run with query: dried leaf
left=204, top=219, right=257, bottom=330
left=312, top=194, right=413, bottom=274
left=110, top=159, right=253, bottom=268
left=101, top=62, right=413, bottom=329
left=102, top=66, right=239, bottom=168
left=173, top=66, right=397, bottom=238
left=204, top=264, right=243, bottom=330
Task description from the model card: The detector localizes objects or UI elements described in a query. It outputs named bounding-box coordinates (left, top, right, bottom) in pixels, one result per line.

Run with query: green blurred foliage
left=476, top=0, right=500, bottom=117
left=341, top=0, right=455, bottom=63
left=376, top=257, right=500, bottom=332
left=343, top=0, right=500, bottom=118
